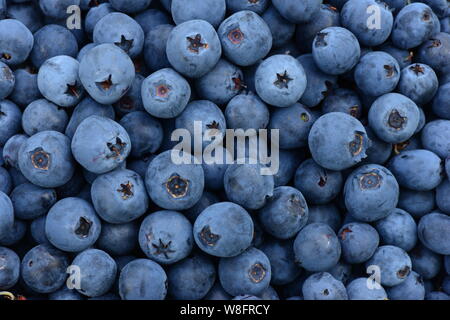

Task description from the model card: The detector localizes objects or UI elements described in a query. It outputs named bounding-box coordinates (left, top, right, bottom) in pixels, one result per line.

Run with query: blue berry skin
left=79, top=44, right=135, bottom=105
left=139, top=210, right=193, bottom=265
left=45, top=197, right=102, bottom=252
left=76, top=43, right=97, bottom=62
left=255, top=55, right=307, bottom=108
left=9, top=68, right=42, bottom=108
left=22, top=100, right=68, bottom=136
left=368, top=93, right=420, bottom=144
left=0, top=100, right=21, bottom=147
left=322, top=89, right=362, bottom=119
left=327, top=260, right=352, bottom=285
left=201, top=147, right=231, bottom=191
left=10, top=183, right=56, bottom=220
left=398, top=188, right=435, bottom=219
left=166, top=20, right=222, bottom=78
left=184, top=191, right=219, bottom=223
left=21, top=244, right=69, bottom=294
left=354, top=52, right=400, bottom=97
left=119, top=258, right=168, bottom=300
left=39, top=0, right=80, bottom=19
left=0, top=19, right=34, bottom=67
left=375, top=208, right=418, bottom=252
left=8, top=167, right=30, bottom=189
left=388, top=149, right=443, bottom=191
left=217, top=11, right=272, bottom=67
left=205, top=282, right=232, bottom=300
left=108, top=0, right=151, bottom=14
left=0, top=218, right=26, bottom=246
left=194, top=202, right=253, bottom=257
left=18, top=131, right=75, bottom=188
left=344, top=164, right=399, bottom=222
left=142, top=68, right=191, bottom=119
left=346, top=277, right=388, bottom=300
left=97, top=221, right=138, bottom=256
left=0, top=62, right=14, bottom=100
left=433, top=83, right=450, bottom=120
left=0, top=247, right=21, bottom=289
left=49, top=287, right=84, bottom=301
left=91, top=169, right=149, bottom=224
left=387, top=271, right=425, bottom=300
left=226, top=0, right=269, bottom=15
left=219, top=247, right=271, bottom=297
left=274, top=150, right=304, bottom=187
left=294, top=223, right=341, bottom=272
left=171, top=0, right=225, bottom=29
left=93, top=13, right=145, bottom=58
left=84, top=3, right=115, bottom=36
left=168, top=253, right=216, bottom=300
left=262, top=5, right=295, bottom=48
left=143, top=24, right=173, bottom=72
left=421, top=120, right=450, bottom=159
left=341, top=0, right=393, bottom=46
left=260, top=239, right=300, bottom=286
left=71, top=116, right=131, bottom=174
left=31, top=24, right=78, bottom=68
left=410, top=245, right=442, bottom=280
left=295, top=4, right=340, bottom=54
left=379, top=43, right=414, bottom=70
left=224, top=163, right=274, bottom=210
left=397, top=63, right=439, bottom=105
left=196, top=59, right=245, bottom=106
left=312, top=27, right=360, bottom=75
left=303, top=272, right=348, bottom=300
left=225, top=92, right=269, bottom=131
left=146, top=151, right=204, bottom=210
left=307, top=204, right=342, bottom=233
left=272, top=0, right=322, bottom=24
left=296, top=54, right=338, bottom=108
left=391, top=3, right=435, bottom=49
left=418, top=33, right=450, bottom=74
left=418, top=213, right=450, bottom=255
left=3, top=134, right=28, bottom=169
left=366, top=245, right=412, bottom=287
left=135, top=9, right=171, bottom=35
left=308, top=112, right=370, bottom=171
left=427, top=291, right=450, bottom=300
left=0, top=167, right=11, bottom=195
left=436, top=179, right=450, bottom=214
left=113, top=74, right=146, bottom=116
left=119, top=111, right=163, bottom=158
left=295, top=159, right=343, bottom=205
left=338, top=222, right=379, bottom=264
left=259, top=186, right=308, bottom=240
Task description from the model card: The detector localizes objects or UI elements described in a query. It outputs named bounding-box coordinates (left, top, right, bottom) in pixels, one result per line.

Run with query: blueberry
left=226, top=0, right=270, bottom=15
left=139, top=210, right=193, bottom=264
left=302, top=272, right=348, bottom=300
left=22, top=99, right=68, bottom=136
left=312, top=27, right=360, bottom=75
left=0, top=19, right=34, bottom=67
left=397, top=63, right=439, bottom=105
left=166, top=19, right=222, bottom=78
left=410, top=244, right=442, bottom=280
left=119, top=259, right=168, bottom=300
left=1, top=134, right=25, bottom=168
left=108, top=0, right=151, bottom=14
left=426, top=291, right=450, bottom=300
left=306, top=204, right=342, bottom=233
left=308, top=112, right=370, bottom=171
left=388, top=149, right=443, bottom=191
left=368, top=93, right=420, bottom=144
left=322, top=88, right=362, bottom=119
left=436, top=179, right=450, bottom=214
left=168, top=253, right=216, bottom=300
left=338, top=222, right=379, bottom=264
left=217, top=10, right=272, bottom=67
left=379, top=43, right=414, bottom=70
left=18, top=131, right=75, bottom=188
left=84, top=3, right=115, bottom=36
left=219, top=247, right=271, bottom=296
left=135, top=9, right=171, bottom=35
left=225, top=92, right=269, bottom=131
left=255, top=54, right=307, bottom=107
left=419, top=0, right=449, bottom=19
left=184, top=191, right=219, bottom=223
left=398, top=188, right=436, bottom=219
left=21, top=244, right=69, bottom=293
left=49, top=287, right=84, bottom=301
left=143, top=24, right=173, bottom=72
left=432, top=83, right=450, bottom=120
left=171, top=0, right=225, bottom=28
left=272, top=0, right=322, bottom=24
left=377, top=208, right=418, bottom=251
left=10, top=182, right=56, bottom=220
left=262, top=5, right=295, bottom=48
left=273, top=149, right=304, bottom=187
left=365, top=245, right=412, bottom=287
left=418, top=213, right=450, bottom=255
left=418, top=33, right=450, bottom=75
left=45, top=197, right=102, bottom=252
left=205, top=282, right=232, bottom=300
left=96, top=222, right=138, bottom=256
left=30, top=24, right=78, bottom=68
left=201, top=147, right=232, bottom=191
left=0, top=167, right=11, bottom=195
left=0, top=62, right=14, bottom=100
left=71, top=115, right=131, bottom=174
left=39, top=0, right=80, bottom=19
left=0, top=247, right=20, bottom=289
left=387, top=271, right=425, bottom=300
left=194, top=202, right=253, bottom=257
left=421, top=120, right=450, bottom=159
left=91, top=168, right=149, bottom=223
left=391, top=3, right=435, bottom=49
left=79, top=43, right=135, bottom=105
left=0, top=218, right=27, bottom=246
left=346, top=277, right=388, bottom=300
left=9, top=67, right=42, bottom=108
left=0, top=100, right=22, bottom=146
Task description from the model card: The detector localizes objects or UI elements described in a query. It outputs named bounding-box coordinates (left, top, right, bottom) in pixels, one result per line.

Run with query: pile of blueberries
left=0, top=0, right=450, bottom=301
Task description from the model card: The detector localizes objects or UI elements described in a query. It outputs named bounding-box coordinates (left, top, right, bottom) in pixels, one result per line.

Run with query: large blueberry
left=0, top=19, right=34, bottom=66
left=418, top=213, right=450, bottom=255
left=338, top=222, right=379, bottom=264
left=10, top=183, right=56, bottom=220
left=22, top=99, right=68, bottom=136
left=421, top=120, right=450, bottom=159
left=375, top=208, right=417, bottom=252
left=143, top=24, right=173, bottom=72
left=225, top=92, right=269, bottom=131
left=397, top=63, right=439, bottom=106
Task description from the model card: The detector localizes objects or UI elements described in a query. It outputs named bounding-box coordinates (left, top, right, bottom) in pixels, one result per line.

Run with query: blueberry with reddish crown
left=193, top=202, right=254, bottom=257
left=91, top=168, right=149, bottom=224
left=343, top=164, right=399, bottom=222
left=171, top=0, right=225, bottom=29
left=10, top=183, right=57, bottom=220
left=143, top=24, right=173, bottom=72
left=113, top=74, right=145, bottom=116
left=272, top=0, right=322, bottom=24
left=79, top=43, right=135, bottom=105
left=226, top=0, right=270, bottom=15
left=166, top=19, right=222, bottom=78
left=225, top=92, right=270, bottom=131
left=368, top=93, right=420, bottom=144
left=312, top=27, right=360, bottom=75
left=71, top=115, right=131, bottom=174
left=145, top=150, right=204, bottom=210
left=219, top=247, right=271, bottom=297
left=0, top=100, right=22, bottom=146
left=338, top=222, right=379, bottom=264
left=354, top=52, right=400, bottom=97
left=418, top=213, right=450, bottom=255
left=0, top=62, right=14, bottom=100
left=93, top=12, right=145, bottom=58
left=18, top=131, right=75, bottom=188
left=0, top=246, right=20, bottom=290
left=255, top=55, right=307, bottom=108
left=421, top=120, right=450, bottom=159
left=217, top=10, right=272, bottom=67
left=45, top=197, right=102, bottom=252
left=22, top=99, right=68, bottom=136
left=0, top=19, right=34, bottom=67
left=397, top=63, right=439, bottom=105
left=302, top=272, right=348, bottom=300
left=308, top=112, right=370, bottom=171
left=346, top=278, right=388, bottom=300
left=0, top=192, right=14, bottom=243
